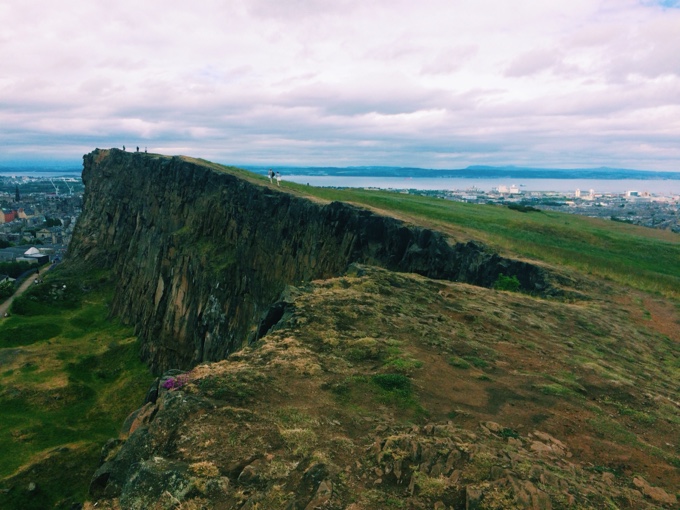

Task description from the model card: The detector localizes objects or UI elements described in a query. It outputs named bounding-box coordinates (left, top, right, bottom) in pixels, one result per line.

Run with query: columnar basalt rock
left=69, top=149, right=555, bottom=373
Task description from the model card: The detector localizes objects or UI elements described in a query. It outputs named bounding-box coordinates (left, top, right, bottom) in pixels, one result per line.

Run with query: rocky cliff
left=69, top=149, right=556, bottom=373
left=59, top=149, right=680, bottom=509
left=86, top=265, right=679, bottom=509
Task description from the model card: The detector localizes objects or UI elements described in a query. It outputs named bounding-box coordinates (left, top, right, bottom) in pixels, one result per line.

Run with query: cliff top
left=90, top=148, right=680, bottom=300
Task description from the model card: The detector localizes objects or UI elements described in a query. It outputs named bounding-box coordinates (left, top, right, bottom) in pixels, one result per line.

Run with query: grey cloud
left=608, top=33, right=680, bottom=80
left=246, top=0, right=359, bottom=20
left=504, top=49, right=564, bottom=77
left=420, top=46, right=479, bottom=75
left=2, top=0, right=679, bottom=171
left=275, top=82, right=460, bottom=117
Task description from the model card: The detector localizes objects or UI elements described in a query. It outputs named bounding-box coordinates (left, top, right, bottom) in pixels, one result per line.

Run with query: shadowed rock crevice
left=69, top=148, right=558, bottom=373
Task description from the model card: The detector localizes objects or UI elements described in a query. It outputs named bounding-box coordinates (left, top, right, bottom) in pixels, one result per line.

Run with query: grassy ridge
left=277, top=180, right=680, bottom=299
left=0, top=266, right=153, bottom=509
left=192, top=159, right=679, bottom=298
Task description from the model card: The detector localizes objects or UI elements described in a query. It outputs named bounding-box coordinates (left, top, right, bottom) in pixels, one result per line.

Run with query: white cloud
left=0, top=0, right=678, bottom=170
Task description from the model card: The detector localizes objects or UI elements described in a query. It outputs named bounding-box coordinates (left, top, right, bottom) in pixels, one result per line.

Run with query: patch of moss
left=198, top=369, right=266, bottom=404
left=0, top=269, right=153, bottom=510
left=0, top=320, right=63, bottom=347
left=447, top=356, right=471, bottom=369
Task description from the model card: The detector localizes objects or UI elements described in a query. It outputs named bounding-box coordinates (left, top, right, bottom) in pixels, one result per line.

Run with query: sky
left=1, top=0, right=679, bottom=170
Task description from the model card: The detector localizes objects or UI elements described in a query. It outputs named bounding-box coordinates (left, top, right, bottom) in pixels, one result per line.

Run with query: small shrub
left=507, top=203, right=540, bottom=213
left=412, top=471, right=449, bottom=498
left=275, top=407, right=317, bottom=427
left=190, top=461, right=220, bottom=478
left=537, top=383, right=577, bottom=398
left=462, top=355, right=489, bottom=368
left=326, top=379, right=352, bottom=399
left=447, top=356, right=471, bottom=369
left=493, top=273, right=521, bottom=292
left=371, top=373, right=411, bottom=393
left=280, top=428, right=317, bottom=456
left=0, top=281, right=14, bottom=300
left=499, top=428, right=520, bottom=439
left=383, top=357, right=424, bottom=375
left=344, top=337, right=384, bottom=362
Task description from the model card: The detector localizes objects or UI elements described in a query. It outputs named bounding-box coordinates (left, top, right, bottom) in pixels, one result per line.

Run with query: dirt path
left=0, top=265, right=52, bottom=318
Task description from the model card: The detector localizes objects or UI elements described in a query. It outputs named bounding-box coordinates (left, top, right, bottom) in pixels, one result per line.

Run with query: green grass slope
left=191, top=156, right=680, bottom=299
left=282, top=183, right=680, bottom=299
left=0, top=266, right=154, bottom=509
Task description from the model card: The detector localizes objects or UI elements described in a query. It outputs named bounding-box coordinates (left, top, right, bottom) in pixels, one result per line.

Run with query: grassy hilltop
left=0, top=158, right=678, bottom=509
left=197, top=156, right=680, bottom=298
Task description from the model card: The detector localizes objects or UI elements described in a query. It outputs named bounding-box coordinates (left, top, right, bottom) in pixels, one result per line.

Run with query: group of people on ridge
left=268, top=169, right=281, bottom=186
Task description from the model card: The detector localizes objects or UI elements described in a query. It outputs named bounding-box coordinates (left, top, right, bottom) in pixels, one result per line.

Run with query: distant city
left=400, top=185, right=680, bottom=233
left=0, top=175, right=83, bottom=270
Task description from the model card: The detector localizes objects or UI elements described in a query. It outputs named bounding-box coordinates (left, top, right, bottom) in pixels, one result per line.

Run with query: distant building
left=0, top=209, right=17, bottom=223
left=18, top=247, right=50, bottom=265
left=36, top=227, right=63, bottom=244
left=36, top=228, right=52, bottom=241
left=0, top=246, right=52, bottom=264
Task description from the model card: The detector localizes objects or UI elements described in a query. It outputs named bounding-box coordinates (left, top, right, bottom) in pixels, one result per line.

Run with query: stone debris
left=633, top=476, right=678, bottom=506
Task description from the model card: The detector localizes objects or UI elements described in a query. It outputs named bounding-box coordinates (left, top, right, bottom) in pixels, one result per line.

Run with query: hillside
left=1, top=149, right=678, bottom=509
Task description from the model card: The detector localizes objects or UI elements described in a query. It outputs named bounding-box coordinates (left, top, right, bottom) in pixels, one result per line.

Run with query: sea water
left=3, top=168, right=680, bottom=196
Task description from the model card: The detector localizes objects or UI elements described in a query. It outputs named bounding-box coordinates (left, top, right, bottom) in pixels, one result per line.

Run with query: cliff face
left=69, top=149, right=553, bottom=373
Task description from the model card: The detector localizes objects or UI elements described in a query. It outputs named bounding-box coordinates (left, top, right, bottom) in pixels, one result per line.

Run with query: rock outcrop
left=85, top=265, right=679, bottom=509
left=69, top=149, right=555, bottom=373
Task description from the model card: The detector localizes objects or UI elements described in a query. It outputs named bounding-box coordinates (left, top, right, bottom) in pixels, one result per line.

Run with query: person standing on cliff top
left=268, top=169, right=274, bottom=183
left=276, top=171, right=281, bottom=186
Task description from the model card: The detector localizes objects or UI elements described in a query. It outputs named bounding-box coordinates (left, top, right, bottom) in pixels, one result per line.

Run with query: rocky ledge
left=69, top=149, right=570, bottom=373
left=85, top=266, right=679, bottom=509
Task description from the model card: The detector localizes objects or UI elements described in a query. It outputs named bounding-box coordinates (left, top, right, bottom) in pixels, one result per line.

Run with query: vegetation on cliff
left=0, top=266, right=153, bottom=509
left=0, top=149, right=678, bottom=508
left=278, top=182, right=680, bottom=300
left=86, top=265, right=679, bottom=509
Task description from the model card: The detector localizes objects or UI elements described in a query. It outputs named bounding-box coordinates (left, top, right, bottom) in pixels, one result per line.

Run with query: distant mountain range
left=2, top=163, right=680, bottom=181
left=241, top=165, right=680, bottom=180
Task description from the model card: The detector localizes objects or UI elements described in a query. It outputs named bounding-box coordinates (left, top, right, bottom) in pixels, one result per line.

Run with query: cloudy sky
left=1, top=0, right=679, bottom=170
